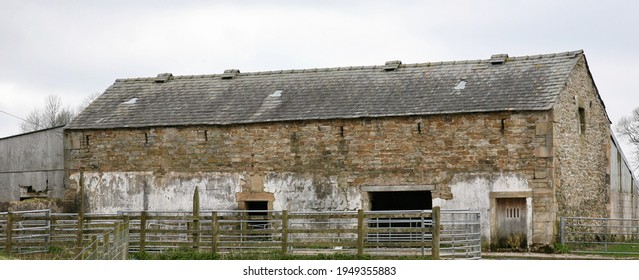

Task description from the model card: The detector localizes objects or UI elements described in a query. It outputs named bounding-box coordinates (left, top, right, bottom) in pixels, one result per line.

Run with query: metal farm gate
left=560, top=216, right=639, bottom=255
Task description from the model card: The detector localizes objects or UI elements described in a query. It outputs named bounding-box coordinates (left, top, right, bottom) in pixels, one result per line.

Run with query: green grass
left=553, top=242, right=571, bottom=254
left=130, top=248, right=434, bottom=260
left=560, top=241, right=639, bottom=258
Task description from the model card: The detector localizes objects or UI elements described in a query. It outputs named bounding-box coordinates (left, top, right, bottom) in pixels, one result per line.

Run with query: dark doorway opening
left=246, top=201, right=268, bottom=213
left=369, top=191, right=432, bottom=229
left=245, top=201, right=269, bottom=230
left=370, top=191, right=432, bottom=211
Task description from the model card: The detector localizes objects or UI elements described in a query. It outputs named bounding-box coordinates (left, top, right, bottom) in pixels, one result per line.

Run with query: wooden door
left=496, top=198, right=527, bottom=248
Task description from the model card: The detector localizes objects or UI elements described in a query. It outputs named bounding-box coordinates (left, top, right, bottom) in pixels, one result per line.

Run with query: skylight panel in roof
left=123, top=97, right=138, bottom=104
left=269, top=90, right=283, bottom=97
left=454, top=80, right=467, bottom=90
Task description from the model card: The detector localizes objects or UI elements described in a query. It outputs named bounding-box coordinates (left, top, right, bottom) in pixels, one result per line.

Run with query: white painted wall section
left=71, top=171, right=361, bottom=214
left=70, top=172, right=242, bottom=213
left=432, top=173, right=531, bottom=245
left=264, top=173, right=361, bottom=212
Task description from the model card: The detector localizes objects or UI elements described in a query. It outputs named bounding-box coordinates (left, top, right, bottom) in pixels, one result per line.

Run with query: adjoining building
left=63, top=50, right=633, bottom=248
left=0, top=126, right=67, bottom=210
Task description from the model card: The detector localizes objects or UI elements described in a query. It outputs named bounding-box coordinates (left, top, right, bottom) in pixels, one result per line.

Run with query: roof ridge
left=115, top=50, right=584, bottom=82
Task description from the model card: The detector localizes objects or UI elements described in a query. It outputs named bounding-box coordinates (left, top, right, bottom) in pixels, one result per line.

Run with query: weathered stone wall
left=553, top=57, right=611, bottom=223
left=66, top=110, right=552, bottom=245
left=66, top=112, right=548, bottom=184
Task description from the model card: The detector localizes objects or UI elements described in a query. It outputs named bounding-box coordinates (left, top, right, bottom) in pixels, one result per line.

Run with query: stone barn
left=64, top=50, right=614, bottom=248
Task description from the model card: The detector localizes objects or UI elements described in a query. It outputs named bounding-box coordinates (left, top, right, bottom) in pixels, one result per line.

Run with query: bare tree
left=76, top=92, right=101, bottom=113
left=20, top=110, right=44, bottom=132
left=616, top=107, right=639, bottom=171
left=19, top=93, right=100, bottom=133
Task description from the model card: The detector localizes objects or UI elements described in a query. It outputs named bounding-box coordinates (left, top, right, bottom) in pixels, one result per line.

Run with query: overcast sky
left=1, top=0, right=638, bottom=156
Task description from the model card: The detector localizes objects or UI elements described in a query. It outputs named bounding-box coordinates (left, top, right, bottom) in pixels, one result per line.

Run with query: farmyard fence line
left=560, top=216, right=639, bottom=255
left=0, top=207, right=481, bottom=259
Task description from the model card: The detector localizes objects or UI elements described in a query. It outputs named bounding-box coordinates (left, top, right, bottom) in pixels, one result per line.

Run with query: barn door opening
left=496, top=198, right=527, bottom=249
left=368, top=191, right=432, bottom=237
left=245, top=201, right=269, bottom=230
left=369, top=191, right=432, bottom=211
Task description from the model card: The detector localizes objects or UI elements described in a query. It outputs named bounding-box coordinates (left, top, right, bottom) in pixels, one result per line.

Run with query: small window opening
left=144, top=133, right=149, bottom=144
left=339, top=126, right=344, bottom=137
left=417, top=122, right=423, bottom=134
left=578, top=107, right=586, bottom=135
left=204, top=130, right=208, bottom=141
left=506, top=207, right=521, bottom=219
left=500, top=119, right=505, bottom=134
left=84, top=135, right=91, bottom=148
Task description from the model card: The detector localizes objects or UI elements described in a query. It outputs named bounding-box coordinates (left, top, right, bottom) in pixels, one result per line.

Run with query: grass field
left=131, top=248, right=434, bottom=260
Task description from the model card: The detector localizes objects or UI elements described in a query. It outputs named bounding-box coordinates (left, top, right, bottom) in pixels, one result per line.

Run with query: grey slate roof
left=66, top=50, right=584, bottom=130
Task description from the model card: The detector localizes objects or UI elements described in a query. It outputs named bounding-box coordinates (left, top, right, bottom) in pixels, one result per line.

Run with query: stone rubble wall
left=66, top=110, right=554, bottom=245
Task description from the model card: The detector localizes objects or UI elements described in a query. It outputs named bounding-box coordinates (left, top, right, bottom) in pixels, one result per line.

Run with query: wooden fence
left=74, top=220, right=129, bottom=260
left=122, top=208, right=442, bottom=257
left=0, top=207, right=481, bottom=259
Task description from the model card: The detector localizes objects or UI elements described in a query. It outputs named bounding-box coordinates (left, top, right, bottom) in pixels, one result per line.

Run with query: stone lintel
left=360, top=185, right=435, bottom=192
left=235, top=192, right=275, bottom=210
left=489, top=191, right=533, bottom=198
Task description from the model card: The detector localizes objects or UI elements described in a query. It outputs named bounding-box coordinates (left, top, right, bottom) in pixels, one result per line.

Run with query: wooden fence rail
left=0, top=207, right=481, bottom=259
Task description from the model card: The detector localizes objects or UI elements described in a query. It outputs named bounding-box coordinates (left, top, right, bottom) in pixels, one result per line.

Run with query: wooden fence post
left=432, top=206, right=441, bottom=260
left=90, top=235, right=97, bottom=259
left=421, top=210, right=426, bottom=257
left=357, top=209, right=365, bottom=256
left=193, top=187, right=200, bottom=250
left=140, top=211, right=147, bottom=254
left=211, top=212, right=218, bottom=254
left=77, top=213, right=85, bottom=248
left=5, top=212, right=12, bottom=255
left=104, top=233, right=110, bottom=258
left=78, top=171, right=85, bottom=247
left=45, top=210, right=51, bottom=249
left=123, top=216, right=130, bottom=259
left=281, top=210, right=289, bottom=255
